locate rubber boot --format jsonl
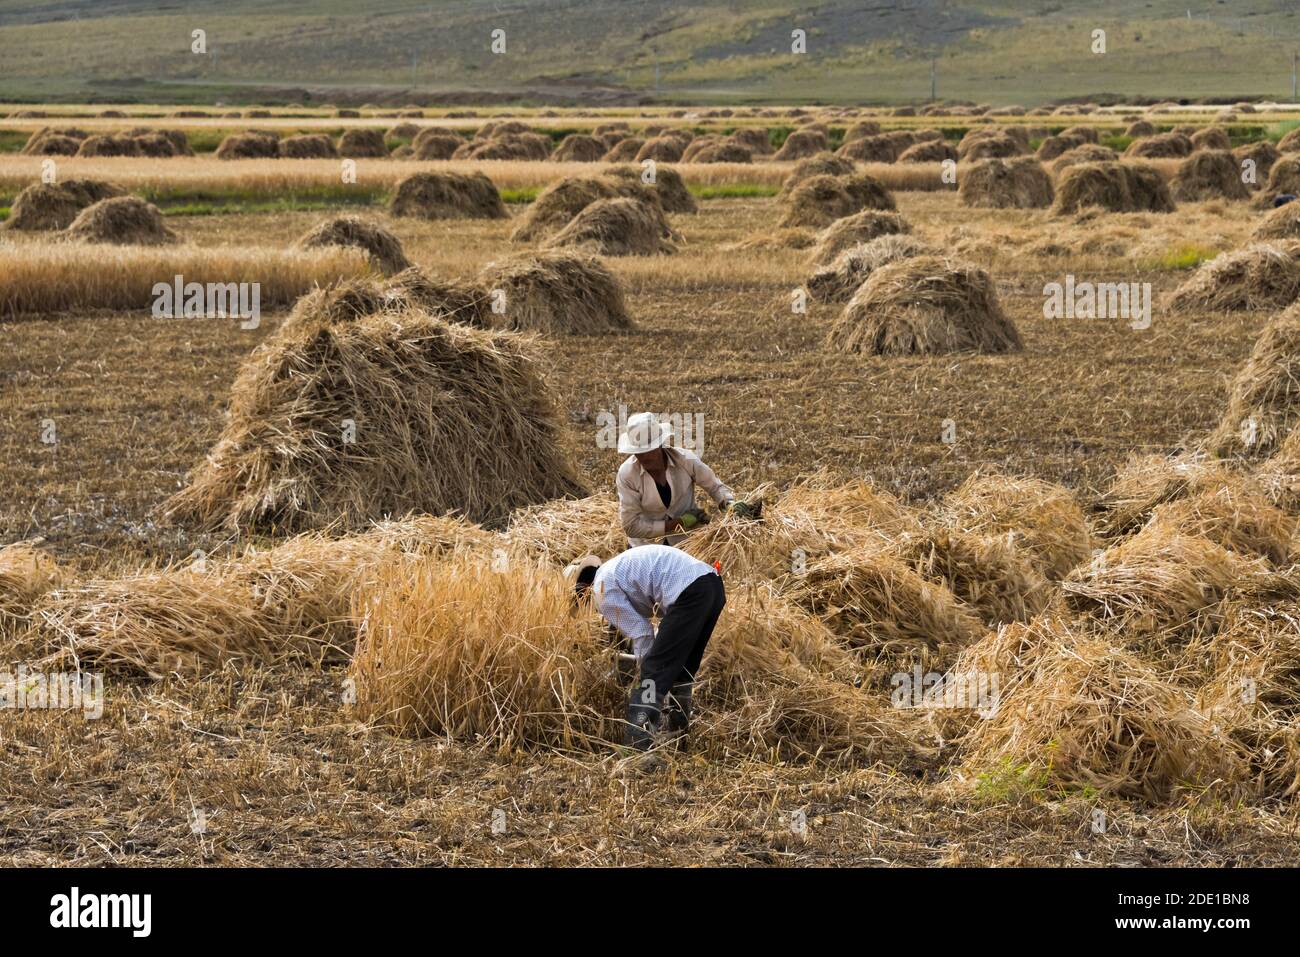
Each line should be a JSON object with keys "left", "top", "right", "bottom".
{"left": 661, "top": 682, "right": 693, "bottom": 739}
{"left": 623, "top": 700, "right": 661, "bottom": 752}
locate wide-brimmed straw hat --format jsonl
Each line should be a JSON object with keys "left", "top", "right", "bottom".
{"left": 563, "top": 554, "right": 603, "bottom": 584}
{"left": 617, "top": 412, "right": 673, "bottom": 455}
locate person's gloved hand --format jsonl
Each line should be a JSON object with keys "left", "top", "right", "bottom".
{"left": 678, "top": 507, "right": 707, "bottom": 530}
{"left": 728, "top": 500, "right": 760, "bottom": 520}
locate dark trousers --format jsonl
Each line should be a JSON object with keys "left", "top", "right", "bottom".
{"left": 636, "top": 572, "right": 726, "bottom": 708}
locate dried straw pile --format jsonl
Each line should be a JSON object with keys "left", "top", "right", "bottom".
{"left": 278, "top": 134, "right": 338, "bottom": 158}
{"left": 1168, "top": 242, "right": 1300, "bottom": 312}
{"left": 603, "top": 165, "right": 698, "bottom": 214}
{"left": 778, "top": 154, "right": 856, "bottom": 196}
{"left": 897, "top": 139, "right": 956, "bottom": 163}
{"left": 957, "top": 158, "right": 1054, "bottom": 209}
{"left": 0, "top": 542, "right": 65, "bottom": 640}
{"left": 215, "top": 131, "right": 280, "bottom": 159}
{"left": 544, "top": 197, "right": 678, "bottom": 256}
{"left": 294, "top": 216, "right": 411, "bottom": 277}
{"left": 1052, "top": 161, "right": 1176, "bottom": 215}
{"left": 503, "top": 495, "right": 625, "bottom": 566}
{"left": 552, "top": 134, "right": 605, "bottom": 162}
{"left": 1170, "top": 150, "right": 1251, "bottom": 202}
{"left": 1254, "top": 201, "right": 1300, "bottom": 239}
{"left": 1096, "top": 453, "right": 1240, "bottom": 535}
{"left": 1124, "top": 132, "right": 1193, "bottom": 159}
{"left": 476, "top": 251, "right": 633, "bottom": 334}
{"left": 164, "top": 304, "right": 584, "bottom": 532}
{"left": 936, "top": 474, "right": 1094, "bottom": 580}
{"left": 779, "top": 173, "right": 896, "bottom": 229}
{"left": 1062, "top": 527, "right": 1257, "bottom": 636}
{"left": 808, "top": 210, "right": 912, "bottom": 266}
{"left": 773, "top": 129, "right": 829, "bottom": 160}
{"left": 348, "top": 556, "right": 621, "bottom": 751}
{"left": 1051, "top": 144, "right": 1118, "bottom": 173}
{"left": 383, "top": 267, "right": 491, "bottom": 327}
{"left": 805, "top": 235, "right": 932, "bottom": 302}
{"left": 509, "top": 176, "right": 623, "bottom": 243}
{"left": 337, "top": 128, "right": 388, "bottom": 157}
{"left": 1206, "top": 303, "right": 1300, "bottom": 457}
{"left": 958, "top": 629, "right": 1248, "bottom": 801}
{"left": 1144, "top": 480, "right": 1295, "bottom": 565}
{"left": 2, "top": 179, "right": 124, "bottom": 232}
{"left": 786, "top": 544, "right": 984, "bottom": 668}
{"left": 825, "top": 256, "right": 1022, "bottom": 356}
{"left": 388, "top": 171, "right": 507, "bottom": 220}
{"left": 64, "top": 196, "right": 177, "bottom": 246}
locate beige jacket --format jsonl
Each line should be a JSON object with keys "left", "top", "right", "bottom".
{"left": 617, "top": 447, "right": 734, "bottom": 547}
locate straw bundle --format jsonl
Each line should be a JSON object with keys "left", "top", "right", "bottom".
{"left": 602, "top": 165, "right": 698, "bottom": 214}
{"left": 1052, "top": 161, "right": 1176, "bottom": 215}
{"left": 936, "top": 474, "right": 1093, "bottom": 580}
{"left": 826, "top": 256, "right": 1022, "bottom": 357}
{"left": 787, "top": 544, "right": 985, "bottom": 668}
{"left": 779, "top": 173, "right": 895, "bottom": 229}
{"left": 897, "top": 528, "right": 1055, "bottom": 626}
{"left": 778, "top": 154, "right": 857, "bottom": 197}
{"left": 773, "top": 129, "right": 829, "bottom": 161}
{"left": 348, "top": 556, "right": 621, "bottom": 750}
{"left": 164, "top": 307, "right": 584, "bottom": 532}
{"left": 0, "top": 542, "right": 66, "bottom": 639}
{"left": 3, "top": 179, "right": 125, "bottom": 232}
{"left": 1254, "top": 428, "right": 1300, "bottom": 514}
{"left": 551, "top": 134, "right": 605, "bottom": 162}
{"left": 1207, "top": 303, "right": 1300, "bottom": 458}
{"left": 1170, "top": 150, "right": 1251, "bottom": 202}
{"left": 64, "top": 196, "right": 176, "bottom": 246}
{"left": 509, "top": 176, "right": 622, "bottom": 243}
{"left": 1254, "top": 201, "right": 1300, "bottom": 239}
{"left": 388, "top": 171, "right": 507, "bottom": 220}
{"left": 476, "top": 250, "right": 633, "bottom": 334}
{"left": 294, "top": 216, "right": 411, "bottom": 277}
{"left": 503, "top": 495, "right": 625, "bottom": 566}
{"left": 959, "top": 632, "right": 1249, "bottom": 801}
{"left": 778, "top": 472, "right": 924, "bottom": 547}
{"left": 806, "top": 235, "right": 933, "bottom": 303}
{"left": 1145, "top": 480, "right": 1295, "bottom": 565}
{"left": 1169, "top": 242, "right": 1300, "bottom": 312}
{"left": 957, "top": 158, "right": 1054, "bottom": 209}
{"left": 544, "top": 197, "right": 678, "bottom": 256}
{"left": 808, "top": 210, "right": 912, "bottom": 266}
{"left": 1062, "top": 527, "right": 1257, "bottom": 636}
{"left": 383, "top": 266, "right": 492, "bottom": 327}
{"left": 1124, "top": 132, "right": 1193, "bottom": 159}
{"left": 1096, "top": 452, "right": 1240, "bottom": 535}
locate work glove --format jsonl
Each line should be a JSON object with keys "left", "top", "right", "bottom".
{"left": 727, "top": 500, "right": 761, "bottom": 520}
{"left": 678, "top": 507, "right": 707, "bottom": 530}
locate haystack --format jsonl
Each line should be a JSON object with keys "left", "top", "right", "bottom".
{"left": 326, "top": 128, "right": 382, "bottom": 158}
{"left": 1125, "top": 119, "right": 1157, "bottom": 138}
{"left": 279, "top": 134, "right": 339, "bottom": 158}
{"left": 1264, "top": 157, "right": 1300, "bottom": 196}
{"left": 1062, "top": 527, "right": 1257, "bottom": 636}
{"left": 728, "top": 127, "right": 773, "bottom": 155}
{"left": 408, "top": 134, "right": 460, "bottom": 160}
{"left": 1124, "top": 132, "right": 1193, "bottom": 159}
{"left": 808, "top": 209, "right": 911, "bottom": 265}
{"left": 773, "top": 129, "right": 829, "bottom": 161}
{"left": 836, "top": 134, "right": 899, "bottom": 163}
{"left": 779, "top": 173, "right": 895, "bottom": 229}
{"left": 687, "top": 142, "right": 752, "bottom": 163}
{"left": 1035, "top": 133, "right": 1087, "bottom": 161}
{"left": 805, "top": 235, "right": 932, "bottom": 302}
{"left": 958, "top": 157, "right": 1053, "bottom": 209}
{"left": 1050, "top": 144, "right": 1116, "bottom": 173}
{"left": 2, "top": 179, "right": 123, "bottom": 231}
{"left": 897, "top": 139, "right": 957, "bottom": 163}
{"left": 937, "top": 474, "right": 1093, "bottom": 580}
{"left": 382, "top": 267, "right": 491, "bottom": 327}
{"left": 388, "top": 171, "right": 507, "bottom": 220}
{"left": 635, "top": 136, "right": 686, "bottom": 163}
{"left": 1052, "top": 161, "right": 1176, "bottom": 214}
{"left": 958, "top": 630, "right": 1248, "bottom": 801}
{"left": 1253, "top": 200, "right": 1300, "bottom": 239}
{"left": 75, "top": 134, "right": 140, "bottom": 157}
{"left": 215, "top": 131, "right": 280, "bottom": 159}
{"left": 842, "top": 121, "right": 883, "bottom": 143}
{"left": 510, "top": 176, "right": 620, "bottom": 243}
{"left": 544, "top": 197, "right": 677, "bottom": 256}
{"left": 786, "top": 545, "right": 984, "bottom": 669}
{"left": 956, "top": 132, "right": 1024, "bottom": 161}
{"left": 1206, "top": 302, "right": 1300, "bottom": 458}
{"left": 1190, "top": 127, "right": 1231, "bottom": 152}
{"left": 602, "top": 138, "right": 644, "bottom": 162}
{"left": 20, "top": 130, "right": 81, "bottom": 155}
{"left": 64, "top": 196, "right": 177, "bottom": 246}
{"left": 1168, "top": 242, "right": 1300, "bottom": 312}
{"left": 163, "top": 307, "right": 584, "bottom": 532}
{"left": 476, "top": 251, "right": 633, "bottom": 333}
{"left": 778, "top": 153, "right": 857, "bottom": 196}
{"left": 1280, "top": 128, "right": 1300, "bottom": 153}
{"left": 294, "top": 216, "right": 411, "bottom": 277}
{"left": 825, "top": 256, "right": 1022, "bottom": 357}
{"left": 1170, "top": 149, "right": 1250, "bottom": 202}
{"left": 552, "top": 134, "right": 605, "bottom": 162}
{"left": 459, "top": 134, "right": 552, "bottom": 161}
{"left": 603, "top": 164, "right": 697, "bottom": 213}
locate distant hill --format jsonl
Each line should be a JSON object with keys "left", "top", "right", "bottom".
{"left": 1, "top": 0, "right": 1299, "bottom": 105}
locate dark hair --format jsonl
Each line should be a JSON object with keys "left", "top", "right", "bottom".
{"left": 575, "top": 564, "right": 598, "bottom": 589}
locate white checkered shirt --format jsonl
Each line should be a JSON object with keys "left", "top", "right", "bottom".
{"left": 592, "top": 544, "right": 717, "bottom": 658}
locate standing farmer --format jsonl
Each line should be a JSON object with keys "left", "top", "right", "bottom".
{"left": 568, "top": 545, "right": 726, "bottom": 751}
{"left": 616, "top": 411, "right": 739, "bottom": 547}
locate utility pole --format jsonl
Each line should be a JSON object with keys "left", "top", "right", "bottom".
{"left": 1293, "top": 51, "right": 1297, "bottom": 102}
{"left": 930, "top": 58, "right": 936, "bottom": 102}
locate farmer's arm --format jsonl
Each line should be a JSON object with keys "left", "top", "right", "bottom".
{"left": 681, "top": 450, "right": 734, "bottom": 507}
{"left": 618, "top": 466, "right": 674, "bottom": 538}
